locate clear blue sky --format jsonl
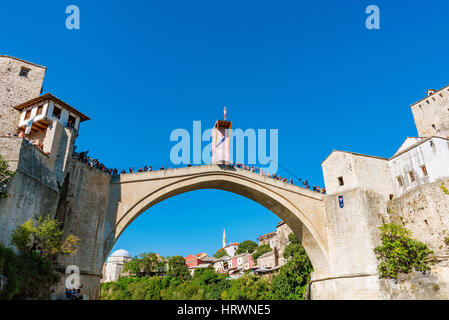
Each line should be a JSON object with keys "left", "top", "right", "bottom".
{"left": 2, "top": 1, "right": 449, "bottom": 258}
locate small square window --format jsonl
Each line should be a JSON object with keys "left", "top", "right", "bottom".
{"left": 421, "top": 165, "right": 428, "bottom": 176}
{"left": 19, "top": 67, "right": 30, "bottom": 77}
{"left": 36, "top": 105, "right": 44, "bottom": 116}
{"left": 408, "top": 171, "right": 415, "bottom": 182}
{"left": 389, "top": 194, "right": 394, "bottom": 201}
{"left": 337, "top": 176, "right": 344, "bottom": 186}
{"left": 68, "top": 115, "right": 76, "bottom": 128}
{"left": 52, "top": 106, "right": 61, "bottom": 119}
{"left": 24, "top": 109, "right": 32, "bottom": 120}
{"left": 396, "top": 176, "right": 403, "bottom": 187}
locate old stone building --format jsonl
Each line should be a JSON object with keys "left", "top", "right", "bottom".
{"left": 316, "top": 84, "right": 449, "bottom": 299}
{"left": 257, "top": 220, "right": 294, "bottom": 269}
{"left": 101, "top": 249, "right": 132, "bottom": 283}
{"left": 411, "top": 86, "right": 449, "bottom": 138}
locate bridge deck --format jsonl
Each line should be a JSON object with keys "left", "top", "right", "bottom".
{"left": 110, "top": 164, "right": 325, "bottom": 201}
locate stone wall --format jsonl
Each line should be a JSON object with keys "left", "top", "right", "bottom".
{"left": 387, "top": 178, "right": 449, "bottom": 261}
{"left": 383, "top": 178, "right": 449, "bottom": 299}
{"left": 310, "top": 188, "right": 388, "bottom": 299}
{"left": 56, "top": 159, "right": 111, "bottom": 300}
{"left": 0, "top": 136, "right": 59, "bottom": 247}
{"left": 0, "top": 56, "right": 46, "bottom": 136}
{"left": 0, "top": 133, "right": 111, "bottom": 300}
{"left": 411, "top": 86, "right": 449, "bottom": 139}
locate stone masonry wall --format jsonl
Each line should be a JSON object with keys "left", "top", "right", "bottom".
{"left": 382, "top": 178, "right": 449, "bottom": 299}
{"left": 0, "top": 56, "right": 46, "bottom": 136}
{"left": 0, "top": 137, "right": 59, "bottom": 247}
{"left": 56, "top": 159, "right": 111, "bottom": 300}
{"left": 0, "top": 134, "right": 111, "bottom": 299}
{"left": 411, "top": 86, "right": 449, "bottom": 139}
{"left": 311, "top": 188, "right": 388, "bottom": 299}
{"left": 387, "top": 178, "right": 449, "bottom": 259}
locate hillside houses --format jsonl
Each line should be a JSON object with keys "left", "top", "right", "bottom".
{"left": 184, "top": 221, "right": 294, "bottom": 277}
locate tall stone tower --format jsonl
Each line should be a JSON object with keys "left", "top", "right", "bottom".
{"left": 212, "top": 107, "right": 232, "bottom": 164}
{"left": 410, "top": 86, "right": 449, "bottom": 138}
{"left": 222, "top": 228, "right": 227, "bottom": 248}
{"left": 0, "top": 55, "right": 46, "bottom": 136}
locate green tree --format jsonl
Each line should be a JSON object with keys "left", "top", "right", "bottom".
{"left": 252, "top": 244, "right": 272, "bottom": 261}
{"left": 0, "top": 154, "right": 14, "bottom": 199}
{"left": 124, "top": 252, "right": 167, "bottom": 277}
{"left": 10, "top": 220, "right": 37, "bottom": 254}
{"left": 235, "top": 240, "right": 258, "bottom": 255}
{"left": 168, "top": 256, "right": 190, "bottom": 280}
{"left": 123, "top": 257, "right": 142, "bottom": 276}
{"left": 222, "top": 275, "right": 270, "bottom": 300}
{"left": 32, "top": 215, "right": 79, "bottom": 260}
{"left": 192, "top": 266, "right": 229, "bottom": 300}
{"left": 139, "top": 252, "right": 161, "bottom": 276}
{"left": 268, "top": 233, "right": 313, "bottom": 300}
{"left": 374, "top": 223, "right": 433, "bottom": 279}
{"left": 1, "top": 216, "right": 80, "bottom": 299}
{"left": 213, "top": 248, "right": 227, "bottom": 258}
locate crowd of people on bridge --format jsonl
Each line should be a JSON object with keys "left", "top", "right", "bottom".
{"left": 72, "top": 150, "right": 326, "bottom": 194}
{"left": 74, "top": 150, "right": 170, "bottom": 176}
{"left": 74, "top": 150, "right": 114, "bottom": 174}
{"left": 235, "top": 163, "right": 326, "bottom": 194}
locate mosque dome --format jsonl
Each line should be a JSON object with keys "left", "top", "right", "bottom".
{"left": 110, "top": 249, "right": 131, "bottom": 258}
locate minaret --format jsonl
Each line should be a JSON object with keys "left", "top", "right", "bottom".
{"left": 222, "top": 228, "right": 227, "bottom": 248}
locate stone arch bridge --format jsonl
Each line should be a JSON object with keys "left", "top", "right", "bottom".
{"left": 74, "top": 163, "right": 383, "bottom": 300}
{"left": 0, "top": 136, "right": 386, "bottom": 299}
{"left": 103, "top": 164, "right": 330, "bottom": 278}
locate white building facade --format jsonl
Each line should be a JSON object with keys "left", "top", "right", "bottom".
{"left": 322, "top": 85, "right": 449, "bottom": 200}
{"left": 101, "top": 249, "right": 132, "bottom": 283}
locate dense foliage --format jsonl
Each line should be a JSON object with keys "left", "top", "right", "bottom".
{"left": 374, "top": 223, "right": 433, "bottom": 279}
{"left": 101, "top": 266, "right": 230, "bottom": 300}
{"left": 235, "top": 240, "right": 258, "bottom": 255}
{"left": 101, "top": 233, "right": 313, "bottom": 300}
{"left": 123, "top": 252, "right": 166, "bottom": 277}
{"left": 213, "top": 248, "right": 227, "bottom": 258}
{"left": 268, "top": 233, "right": 313, "bottom": 299}
{"left": 0, "top": 216, "right": 79, "bottom": 299}
{"left": 0, "top": 244, "right": 60, "bottom": 300}
{"left": 0, "top": 154, "right": 14, "bottom": 199}
{"left": 168, "top": 256, "right": 191, "bottom": 280}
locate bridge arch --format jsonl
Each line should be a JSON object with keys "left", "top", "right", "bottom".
{"left": 103, "top": 165, "right": 331, "bottom": 278}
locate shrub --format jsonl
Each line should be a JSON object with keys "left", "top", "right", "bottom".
{"left": 0, "top": 216, "right": 79, "bottom": 299}
{"left": 267, "top": 234, "right": 312, "bottom": 300}
{"left": 235, "top": 240, "right": 258, "bottom": 255}
{"left": 213, "top": 248, "right": 227, "bottom": 258}
{"left": 0, "top": 154, "right": 14, "bottom": 199}
{"left": 374, "top": 223, "right": 433, "bottom": 279}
